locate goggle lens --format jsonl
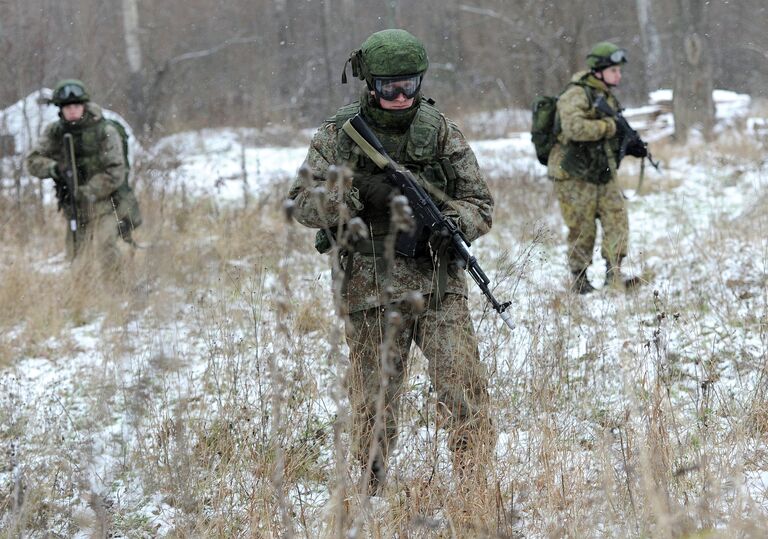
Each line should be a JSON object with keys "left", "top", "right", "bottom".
{"left": 374, "top": 75, "right": 422, "bottom": 101}
{"left": 56, "top": 84, "right": 85, "bottom": 101}
{"left": 609, "top": 49, "right": 627, "bottom": 63}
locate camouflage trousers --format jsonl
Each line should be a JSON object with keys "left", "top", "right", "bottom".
{"left": 553, "top": 178, "right": 629, "bottom": 273}
{"left": 345, "top": 293, "right": 494, "bottom": 480}
{"left": 65, "top": 211, "right": 122, "bottom": 279}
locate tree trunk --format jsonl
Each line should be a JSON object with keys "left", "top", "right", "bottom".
{"left": 673, "top": 0, "right": 714, "bottom": 143}
{"left": 635, "top": 0, "right": 660, "bottom": 93}
{"left": 122, "top": 0, "right": 146, "bottom": 135}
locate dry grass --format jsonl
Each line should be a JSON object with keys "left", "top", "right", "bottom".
{"left": 0, "top": 134, "right": 767, "bottom": 538}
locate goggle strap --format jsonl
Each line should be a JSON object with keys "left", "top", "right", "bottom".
{"left": 341, "top": 58, "right": 350, "bottom": 84}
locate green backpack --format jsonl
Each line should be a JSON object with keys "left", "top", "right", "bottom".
{"left": 104, "top": 118, "right": 143, "bottom": 242}
{"left": 531, "top": 95, "right": 559, "bottom": 165}
{"left": 531, "top": 82, "right": 593, "bottom": 166}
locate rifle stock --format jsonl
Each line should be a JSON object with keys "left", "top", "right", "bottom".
{"left": 342, "top": 114, "right": 515, "bottom": 330}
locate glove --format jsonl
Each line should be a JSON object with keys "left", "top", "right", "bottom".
{"left": 49, "top": 163, "right": 62, "bottom": 181}
{"left": 428, "top": 226, "right": 453, "bottom": 256}
{"left": 353, "top": 173, "right": 396, "bottom": 208}
{"left": 626, "top": 138, "right": 648, "bottom": 158}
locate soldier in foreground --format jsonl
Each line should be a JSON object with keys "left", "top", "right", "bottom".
{"left": 26, "top": 80, "right": 138, "bottom": 280}
{"left": 287, "top": 29, "right": 496, "bottom": 493}
{"left": 547, "top": 42, "right": 646, "bottom": 293}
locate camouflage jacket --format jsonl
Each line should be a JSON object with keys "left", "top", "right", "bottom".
{"left": 548, "top": 71, "right": 619, "bottom": 183}
{"left": 26, "top": 102, "right": 127, "bottom": 221}
{"left": 288, "top": 99, "right": 494, "bottom": 314}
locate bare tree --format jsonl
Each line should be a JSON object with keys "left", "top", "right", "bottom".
{"left": 636, "top": 0, "right": 662, "bottom": 91}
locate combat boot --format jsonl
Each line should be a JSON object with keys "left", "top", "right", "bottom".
{"left": 572, "top": 269, "right": 596, "bottom": 294}
{"left": 606, "top": 261, "right": 642, "bottom": 290}
{"left": 364, "top": 458, "right": 386, "bottom": 496}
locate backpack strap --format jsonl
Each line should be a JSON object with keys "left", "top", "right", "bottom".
{"left": 333, "top": 101, "right": 362, "bottom": 163}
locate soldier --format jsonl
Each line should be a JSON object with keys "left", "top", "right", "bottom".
{"left": 287, "top": 29, "right": 495, "bottom": 493}
{"left": 548, "top": 42, "right": 645, "bottom": 293}
{"left": 26, "top": 80, "right": 127, "bottom": 279}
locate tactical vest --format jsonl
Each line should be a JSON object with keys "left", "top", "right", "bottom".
{"left": 53, "top": 119, "right": 107, "bottom": 183}
{"left": 333, "top": 99, "right": 457, "bottom": 199}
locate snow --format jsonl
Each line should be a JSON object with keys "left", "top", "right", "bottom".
{"left": 1, "top": 88, "right": 767, "bottom": 535}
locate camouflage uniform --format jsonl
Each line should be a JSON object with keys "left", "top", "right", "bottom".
{"left": 27, "top": 100, "right": 126, "bottom": 275}
{"left": 288, "top": 30, "right": 495, "bottom": 488}
{"left": 548, "top": 70, "right": 630, "bottom": 288}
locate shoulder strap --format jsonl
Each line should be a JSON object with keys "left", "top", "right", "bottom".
{"left": 334, "top": 101, "right": 361, "bottom": 130}
{"left": 567, "top": 79, "right": 595, "bottom": 108}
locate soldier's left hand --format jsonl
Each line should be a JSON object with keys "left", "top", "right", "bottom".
{"left": 428, "top": 227, "right": 453, "bottom": 256}
{"left": 76, "top": 186, "right": 97, "bottom": 204}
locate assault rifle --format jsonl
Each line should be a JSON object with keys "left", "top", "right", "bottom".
{"left": 594, "top": 95, "right": 660, "bottom": 193}
{"left": 62, "top": 133, "right": 81, "bottom": 237}
{"left": 342, "top": 114, "right": 515, "bottom": 330}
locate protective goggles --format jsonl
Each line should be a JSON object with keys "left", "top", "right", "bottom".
{"left": 608, "top": 49, "right": 628, "bottom": 64}
{"left": 590, "top": 48, "right": 628, "bottom": 67}
{"left": 54, "top": 84, "right": 86, "bottom": 102}
{"left": 373, "top": 75, "right": 422, "bottom": 101}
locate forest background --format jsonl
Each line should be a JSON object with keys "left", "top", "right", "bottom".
{"left": 2, "top": 0, "right": 767, "bottom": 139}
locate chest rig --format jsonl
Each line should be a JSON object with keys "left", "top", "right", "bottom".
{"left": 334, "top": 99, "right": 457, "bottom": 202}
{"left": 52, "top": 117, "right": 106, "bottom": 183}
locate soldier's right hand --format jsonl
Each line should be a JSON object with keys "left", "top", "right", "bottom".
{"left": 49, "top": 163, "right": 62, "bottom": 181}
{"left": 353, "top": 173, "right": 397, "bottom": 208}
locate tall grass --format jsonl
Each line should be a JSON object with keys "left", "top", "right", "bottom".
{"left": 0, "top": 133, "right": 766, "bottom": 538}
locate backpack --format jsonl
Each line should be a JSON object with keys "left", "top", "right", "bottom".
{"left": 104, "top": 118, "right": 143, "bottom": 241}
{"left": 531, "top": 95, "right": 559, "bottom": 165}
{"left": 531, "top": 82, "right": 594, "bottom": 166}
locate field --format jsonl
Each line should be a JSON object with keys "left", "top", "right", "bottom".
{"left": 0, "top": 95, "right": 767, "bottom": 538}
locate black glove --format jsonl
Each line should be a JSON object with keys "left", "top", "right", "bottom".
{"left": 626, "top": 138, "right": 648, "bottom": 158}
{"left": 354, "top": 173, "right": 396, "bottom": 208}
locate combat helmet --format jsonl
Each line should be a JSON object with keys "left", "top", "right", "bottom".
{"left": 342, "top": 29, "right": 429, "bottom": 99}
{"left": 586, "top": 42, "right": 627, "bottom": 71}
{"left": 51, "top": 79, "right": 90, "bottom": 106}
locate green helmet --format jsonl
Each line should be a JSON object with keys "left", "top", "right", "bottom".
{"left": 344, "top": 29, "right": 429, "bottom": 86}
{"left": 51, "top": 79, "right": 90, "bottom": 106}
{"left": 586, "top": 42, "right": 627, "bottom": 71}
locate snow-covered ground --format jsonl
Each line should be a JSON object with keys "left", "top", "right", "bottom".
{"left": 1, "top": 89, "right": 766, "bottom": 536}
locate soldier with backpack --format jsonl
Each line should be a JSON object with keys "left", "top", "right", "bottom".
{"left": 26, "top": 79, "right": 141, "bottom": 279}
{"left": 536, "top": 42, "right": 645, "bottom": 293}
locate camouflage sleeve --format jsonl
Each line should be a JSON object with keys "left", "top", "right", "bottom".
{"left": 558, "top": 86, "right": 616, "bottom": 142}
{"left": 79, "top": 122, "right": 127, "bottom": 201}
{"left": 440, "top": 118, "right": 493, "bottom": 243}
{"left": 287, "top": 121, "right": 362, "bottom": 229}
{"left": 25, "top": 123, "right": 61, "bottom": 179}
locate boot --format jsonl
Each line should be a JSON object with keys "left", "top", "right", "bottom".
{"left": 365, "top": 458, "right": 386, "bottom": 496}
{"left": 606, "top": 260, "right": 642, "bottom": 290}
{"left": 572, "top": 269, "right": 596, "bottom": 294}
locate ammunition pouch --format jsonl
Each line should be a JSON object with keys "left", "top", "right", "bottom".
{"left": 561, "top": 140, "right": 613, "bottom": 185}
